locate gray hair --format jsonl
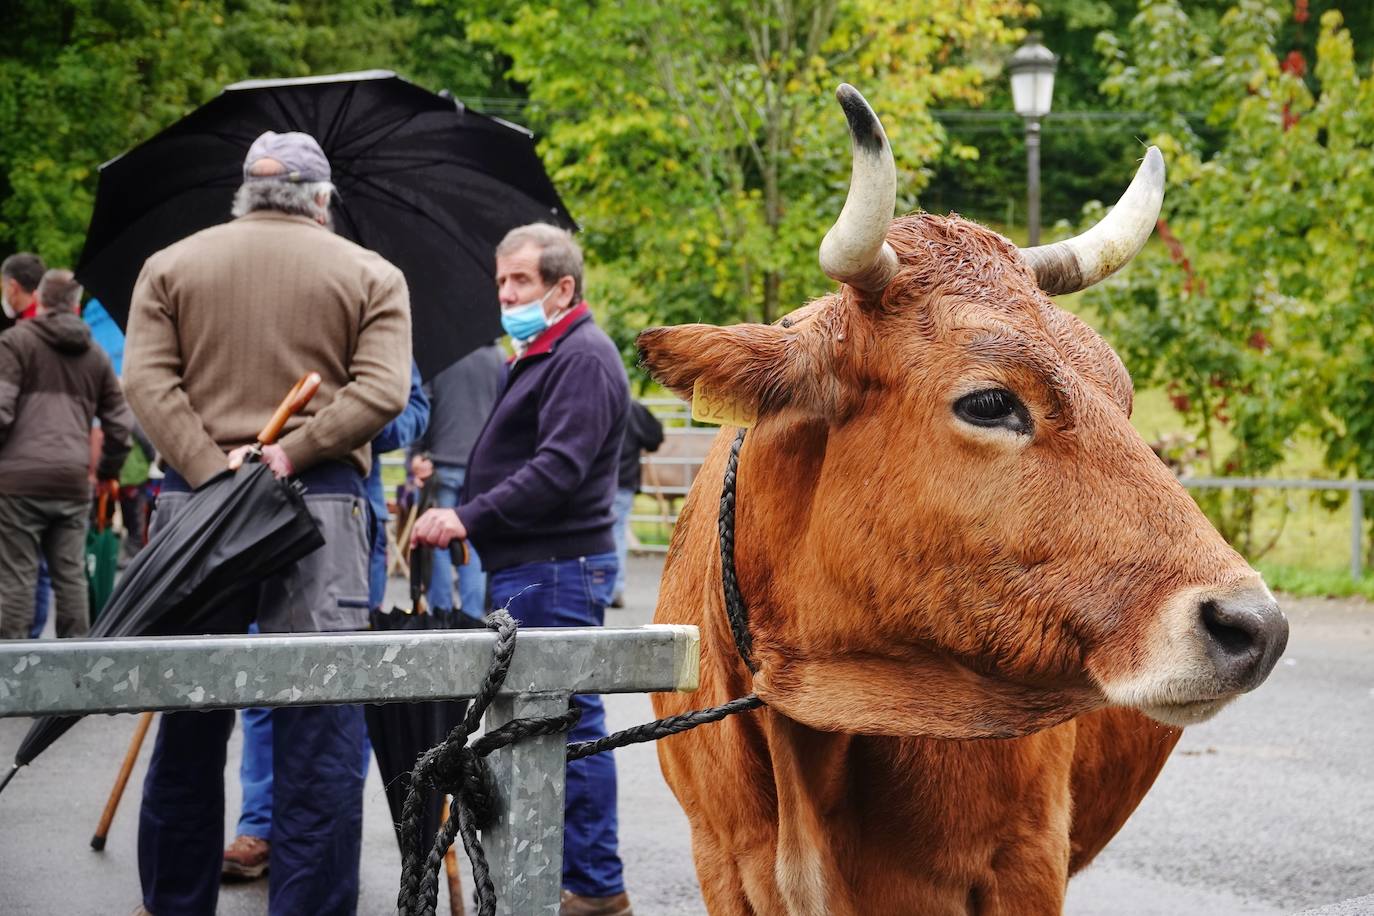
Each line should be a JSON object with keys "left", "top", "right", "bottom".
{"left": 37, "top": 269, "right": 82, "bottom": 313}
{"left": 496, "top": 223, "right": 584, "bottom": 301}
{"left": 230, "top": 179, "right": 335, "bottom": 222}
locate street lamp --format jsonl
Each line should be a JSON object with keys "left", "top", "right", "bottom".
{"left": 1009, "top": 35, "right": 1057, "bottom": 246}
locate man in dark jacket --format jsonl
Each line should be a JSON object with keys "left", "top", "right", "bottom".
{"left": 0, "top": 269, "right": 132, "bottom": 639}
{"left": 413, "top": 340, "right": 504, "bottom": 617}
{"left": 412, "top": 223, "right": 633, "bottom": 916}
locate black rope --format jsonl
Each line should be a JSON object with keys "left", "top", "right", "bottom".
{"left": 567, "top": 694, "right": 764, "bottom": 761}
{"left": 397, "top": 426, "right": 764, "bottom": 915}
{"left": 719, "top": 428, "right": 757, "bottom": 672}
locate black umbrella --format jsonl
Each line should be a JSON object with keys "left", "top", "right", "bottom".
{"left": 76, "top": 69, "right": 576, "bottom": 379}
{"left": 0, "top": 378, "right": 326, "bottom": 796}
{"left": 367, "top": 544, "right": 481, "bottom": 850}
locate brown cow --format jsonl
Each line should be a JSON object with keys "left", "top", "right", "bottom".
{"left": 639, "top": 86, "right": 1287, "bottom": 915}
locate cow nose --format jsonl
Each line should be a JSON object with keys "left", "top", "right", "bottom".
{"left": 1197, "top": 589, "right": 1288, "bottom": 693}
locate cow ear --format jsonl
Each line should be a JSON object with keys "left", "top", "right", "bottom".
{"left": 636, "top": 320, "right": 835, "bottom": 417}
{"left": 752, "top": 645, "right": 1102, "bottom": 739}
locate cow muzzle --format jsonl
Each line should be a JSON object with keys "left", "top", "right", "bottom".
{"left": 1100, "top": 580, "right": 1289, "bottom": 727}
{"left": 1196, "top": 589, "right": 1288, "bottom": 695}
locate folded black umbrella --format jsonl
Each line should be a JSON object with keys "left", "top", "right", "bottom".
{"left": 367, "top": 549, "right": 482, "bottom": 849}
{"left": 76, "top": 69, "right": 576, "bottom": 380}
{"left": 0, "top": 378, "right": 326, "bottom": 796}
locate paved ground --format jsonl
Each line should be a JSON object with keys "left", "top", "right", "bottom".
{"left": 1, "top": 555, "right": 1372, "bottom": 914}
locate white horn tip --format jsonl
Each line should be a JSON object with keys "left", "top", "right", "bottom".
{"left": 1140, "top": 145, "right": 1165, "bottom": 189}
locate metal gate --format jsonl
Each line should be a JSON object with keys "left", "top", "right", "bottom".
{"left": 0, "top": 624, "right": 699, "bottom": 914}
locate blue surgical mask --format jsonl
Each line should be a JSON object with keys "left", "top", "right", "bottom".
{"left": 500, "top": 288, "right": 554, "bottom": 342}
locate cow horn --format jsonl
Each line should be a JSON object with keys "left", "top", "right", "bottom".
{"left": 1019, "top": 146, "right": 1165, "bottom": 296}
{"left": 818, "top": 84, "right": 899, "bottom": 294}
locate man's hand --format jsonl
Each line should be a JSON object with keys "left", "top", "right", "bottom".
{"left": 226, "top": 445, "right": 255, "bottom": 471}
{"left": 226, "top": 443, "right": 295, "bottom": 479}
{"left": 410, "top": 452, "right": 434, "bottom": 483}
{"left": 411, "top": 507, "right": 466, "bottom": 548}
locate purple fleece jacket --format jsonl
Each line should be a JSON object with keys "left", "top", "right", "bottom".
{"left": 456, "top": 305, "right": 628, "bottom": 572}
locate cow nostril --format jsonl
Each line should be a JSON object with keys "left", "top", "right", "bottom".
{"left": 1196, "top": 592, "right": 1288, "bottom": 693}
{"left": 1200, "top": 599, "right": 1255, "bottom": 657}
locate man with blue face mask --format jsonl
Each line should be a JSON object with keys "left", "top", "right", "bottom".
{"left": 411, "top": 222, "right": 633, "bottom": 916}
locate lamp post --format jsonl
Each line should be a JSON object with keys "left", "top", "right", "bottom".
{"left": 1009, "top": 36, "right": 1057, "bottom": 246}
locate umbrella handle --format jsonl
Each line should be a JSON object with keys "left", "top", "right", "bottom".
{"left": 257, "top": 372, "right": 323, "bottom": 447}
{"left": 95, "top": 482, "right": 117, "bottom": 533}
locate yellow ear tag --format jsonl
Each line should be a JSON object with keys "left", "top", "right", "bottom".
{"left": 691, "top": 378, "right": 758, "bottom": 428}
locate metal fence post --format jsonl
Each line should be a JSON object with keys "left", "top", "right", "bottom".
{"left": 484, "top": 691, "right": 572, "bottom": 915}
{"left": 1352, "top": 488, "right": 1364, "bottom": 581}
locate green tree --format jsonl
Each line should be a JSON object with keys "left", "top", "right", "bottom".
{"left": 1084, "top": 1, "right": 1374, "bottom": 554}
{"left": 0, "top": 1, "right": 509, "bottom": 267}
{"left": 460, "top": 0, "right": 1029, "bottom": 357}
{"left": 927, "top": 0, "right": 1374, "bottom": 234}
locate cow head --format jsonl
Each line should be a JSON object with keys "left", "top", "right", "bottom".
{"left": 638, "top": 85, "right": 1287, "bottom": 740}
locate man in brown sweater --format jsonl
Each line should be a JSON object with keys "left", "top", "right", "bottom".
{"left": 123, "top": 130, "right": 410, "bottom": 916}
{"left": 0, "top": 269, "right": 131, "bottom": 639}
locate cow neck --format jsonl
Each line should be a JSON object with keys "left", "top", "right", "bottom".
{"left": 718, "top": 427, "right": 758, "bottom": 673}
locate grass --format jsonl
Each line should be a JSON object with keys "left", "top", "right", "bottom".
{"left": 1254, "top": 563, "right": 1374, "bottom": 601}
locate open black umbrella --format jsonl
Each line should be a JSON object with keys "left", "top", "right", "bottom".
{"left": 76, "top": 70, "right": 576, "bottom": 379}
{"left": 0, "top": 378, "right": 326, "bottom": 796}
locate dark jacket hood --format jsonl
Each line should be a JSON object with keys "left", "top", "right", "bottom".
{"left": 29, "top": 311, "right": 92, "bottom": 355}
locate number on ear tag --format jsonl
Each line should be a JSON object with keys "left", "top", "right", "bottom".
{"left": 691, "top": 379, "right": 758, "bottom": 428}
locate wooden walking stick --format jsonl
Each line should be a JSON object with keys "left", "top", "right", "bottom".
{"left": 90, "top": 711, "right": 154, "bottom": 850}
{"left": 442, "top": 795, "right": 466, "bottom": 916}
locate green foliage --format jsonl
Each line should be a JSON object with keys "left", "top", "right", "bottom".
{"left": 460, "top": 0, "right": 1031, "bottom": 360}
{"left": 1255, "top": 562, "right": 1374, "bottom": 601}
{"left": 0, "top": 1, "right": 509, "bottom": 267}
{"left": 1085, "top": 2, "right": 1374, "bottom": 553}
{"left": 928, "top": 0, "right": 1374, "bottom": 243}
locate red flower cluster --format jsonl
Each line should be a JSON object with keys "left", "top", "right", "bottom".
{"left": 1156, "top": 218, "right": 1203, "bottom": 295}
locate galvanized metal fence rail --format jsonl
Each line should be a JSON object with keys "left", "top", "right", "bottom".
{"left": 0, "top": 625, "right": 699, "bottom": 915}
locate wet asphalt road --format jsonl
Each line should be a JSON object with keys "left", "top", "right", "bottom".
{"left": 1, "top": 555, "right": 1371, "bottom": 914}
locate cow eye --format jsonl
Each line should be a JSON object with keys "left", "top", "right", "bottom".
{"left": 954, "top": 388, "right": 1030, "bottom": 434}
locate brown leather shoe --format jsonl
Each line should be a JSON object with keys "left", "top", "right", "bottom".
{"left": 560, "top": 889, "right": 634, "bottom": 916}
{"left": 221, "top": 834, "right": 270, "bottom": 880}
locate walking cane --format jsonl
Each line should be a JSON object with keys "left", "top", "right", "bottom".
{"left": 90, "top": 711, "right": 154, "bottom": 850}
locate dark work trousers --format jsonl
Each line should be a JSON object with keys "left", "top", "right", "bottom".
{"left": 137, "top": 475, "right": 371, "bottom": 915}
{"left": 487, "top": 552, "right": 625, "bottom": 898}
{"left": 137, "top": 706, "right": 366, "bottom": 915}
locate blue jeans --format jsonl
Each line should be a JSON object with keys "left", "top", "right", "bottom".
{"left": 27, "top": 559, "right": 51, "bottom": 638}
{"left": 488, "top": 553, "right": 624, "bottom": 898}
{"left": 428, "top": 463, "right": 486, "bottom": 617}
{"left": 611, "top": 488, "right": 635, "bottom": 597}
{"left": 238, "top": 625, "right": 273, "bottom": 839}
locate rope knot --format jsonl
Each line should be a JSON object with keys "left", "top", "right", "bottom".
{"left": 413, "top": 741, "right": 502, "bottom": 830}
